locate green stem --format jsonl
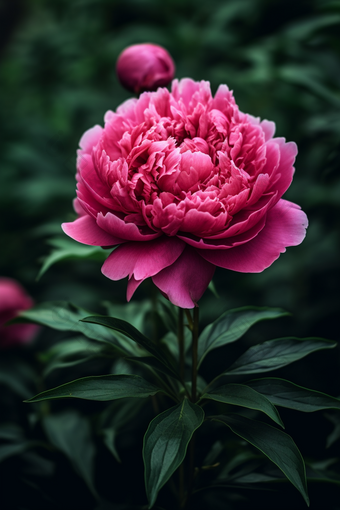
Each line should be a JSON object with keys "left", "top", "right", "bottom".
{"left": 185, "top": 309, "right": 194, "bottom": 331}
{"left": 183, "top": 307, "right": 200, "bottom": 509}
{"left": 191, "top": 307, "right": 199, "bottom": 403}
{"left": 178, "top": 308, "right": 185, "bottom": 381}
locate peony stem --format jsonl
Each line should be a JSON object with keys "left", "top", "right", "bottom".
{"left": 178, "top": 308, "right": 185, "bottom": 381}
{"left": 191, "top": 307, "right": 199, "bottom": 403}
{"left": 186, "top": 308, "right": 199, "bottom": 507}
{"left": 185, "top": 309, "right": 194, "bottom": 331}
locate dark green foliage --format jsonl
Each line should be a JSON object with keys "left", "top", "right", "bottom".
{"left": 1, "top": 0, "right": 340, "bottom": 509}
{"left": 143, "top": 400, "right": 204, "bottom": 507}
{"left": 25, "top": 374, "right": 163, "bottom": 402}
{"left": 17, "top": 301, "right": 340, "bottom": 508}
{"left": 210, "top": 414, "right": 310, "bottom": 506}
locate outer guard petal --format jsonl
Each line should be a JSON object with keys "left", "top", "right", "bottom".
{"left": 101, "top": 236, "right": 185, "bottom": 281}
{"left": 79, "top": 125, "right": 103, "bottom": 153}
{"left": 152, "top": 246, "right": 215, "bottom": 309}
{"left": 62, "top": 216, "right": 123, "bottom": 246}
{"left": 199, "top": 200, "right": 308, "bottom": 273}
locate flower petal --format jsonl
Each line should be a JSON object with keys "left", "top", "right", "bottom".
{"left": 178, "top": 215, "right": 266, "bottom": 250}
{"left": 199, "top": 199, "right": 308, "bottom": 272}
{"left": 79, "top": 125, "right": 103, "bottom": 153}
{"left": 152, "top": 246, "right": 215, "bottom": 308}
{"left": 62, "top": 216, "right": 123, "bottom": 246}
{"left": 96, "top": 212, "right": 160, "bottom": 241}
{"left": 268, "top": 139, "right": 297, "bottom": 198}
{"left": 127, "top": 276, "right": 143, "bottom": 301}
{"left": 101, "top": 236, "right": 186, "bottom": 281}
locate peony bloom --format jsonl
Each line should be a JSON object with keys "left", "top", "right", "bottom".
{"left": 0, "top": 278, "right": 39, "bottom": 348}
{"left": 116, "top": 43, "right": 175, "bottom": 93}
{"left": 62, "top": 79, "right": 308, "bottom": 308}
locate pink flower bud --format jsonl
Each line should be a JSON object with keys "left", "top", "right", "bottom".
{"left": 116, "top": 43, "right": 175, "bottom": 93}
{"left": 0, "top": 278, "right": 39, "bottom": 348}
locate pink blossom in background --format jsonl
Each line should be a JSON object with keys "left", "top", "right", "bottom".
{"left": 62, "top": 78, "right": 308, "bottom": 308}
{"left": 116, "top": 43, "right": 175, "bottom": 93}
{"left": 0, "top": 278, "right": 39, "bottom": 348}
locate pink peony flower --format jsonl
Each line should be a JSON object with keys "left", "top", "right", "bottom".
{"left": 116, "top": 43, "right": 175, "bottom": 93}
{"left": 0, "top": 278, "right": 39, "bottom": 348}
{"left": 62, "top": 79, "right": 308, "bottom": 308}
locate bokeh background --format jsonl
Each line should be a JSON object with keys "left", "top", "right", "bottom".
{"left": 1, "top": 0, "right": 340, "bottom": 509}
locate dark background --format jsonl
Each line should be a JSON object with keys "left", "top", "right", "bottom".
{"left": 0, "top": 0, "right": 339, "bottom": 509}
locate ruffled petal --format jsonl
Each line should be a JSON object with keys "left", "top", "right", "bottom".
{"left": 96, "top": 212, "right": 160, "bottom": 241}
{"left": 101, "top": 236, "right": 185, "bottom": 281}
{"left": 268, "top": 139, "right": 297, "bottom": 199}
{"left": 62, "top": 216, "right": 123, "bottom": 246}
{"left": 178, "top": 215, "right": 266, "bottom": 250}
{"left": 199, "top": 199, "right": 308, "bottom": 272}
{"left": 79, "top": 125, "right": 103, "bottom": 153}
{"left": 152, "top": 246, "right": 215, "bottom": 308}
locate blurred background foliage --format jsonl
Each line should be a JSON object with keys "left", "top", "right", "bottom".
{"left": 0, "top": 0, "right": 340, "bottom": 508}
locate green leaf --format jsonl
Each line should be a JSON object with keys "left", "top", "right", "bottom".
{"left": 127, "top": 356, "right": 181, "bottom": 382}
{"left": 247, "top": 378, "right": 340, "bottom": 412}
{"left": 0, "top": 442, "right": 42, "bottom": 463}
{"left": 0, "top": 359, "right": 35, "bottom": 398}
{"left": 103, "top": 299, "right": 154, "bottom": 336}
{"left": 198, "top": 307, "right": 289, "bottom": 367}
{"left": 98, "top": 398, "right": 146, "bottom": 462}
{"left": 143, "top": 399, "right": 204, "bottom": 508}
{"left": 16, "top": 302, "right": 137, "bottom": 356}
{"left": 82, "top": 315, "right": 179, "bottom": 379}
{"left": 306, "top": 458, "right": 340, "bottom": 485}
{"left": 157, "top": 298, "right": 178, "bottom": 335}
{"left": 0, "top": 424, "right": 24, "bottom": 441}
{"left": 223, "top": 337, "right": 336, "bottom": 375}
{"left": 43, "top": 411, "right": 97, "bottom": 497}
{"left": 40, "top": 337, "right": 102, "bottom": 363}
{"left": 160, "top": 330, "right": 191, "bottom": 363}
{"left": 25, "top": 374, "right": 162, "bottom": 402}
{"left": 38, "top": 236, "right": 106, "bottom": 279}
{"left": 210, "top": 414, "right": 309, "bottom": 506}
{"left": 208, "top": 280, "right": 219, "bottom": 298}
{"left": 326, "top": 414, "right": 340, "bottom": 448}
{"left": 99, "top": 398, "right": 146, "bottom": 431}
{"left": 201, "top": 384, "right": 284, "bottom": 428}
{"left": 102, "top": 428, "right": 121, "bottom": 463}
{"left": 40, "top": 337, "right": 104, "bottom": 376}
{"left": 216, "top": 450, "right": 264, "bottom": 482}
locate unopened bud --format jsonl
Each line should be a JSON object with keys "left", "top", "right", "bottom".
{"left": 116, "top": 43, "right": 175, "bottom": 93}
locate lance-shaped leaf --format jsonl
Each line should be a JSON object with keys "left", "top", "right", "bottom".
{"left": 0, "top": 441, "right": 46, "bottom": 464}
{"left": 326, "top": 414, "right": 340, "bottom": 448}
{"left": 222, "top": 337, "right": 336, "bottom": 376}
{"left": 38, "top": 236, "right": 105, "bottom": 279}
{"left": 15, "top": 302, "right": 136, "bottom": 355}
{"left": 247, "top": 378, "right": 340, "bottom": 412}
{"left": 201, "top": 384, "right": 284, "bottom": 428}
{"left": 40, "top": 337, "right": 104, "bottom": 376}
{"left": 128, "top": 356, "right": 181, "bottom": 382}
{"left": 82, "top": 315, "right": 179, "bottom": 379}
{"left": 198, "top": 307, "right": 288, "bottom": 367}
{"left": 157, "top": 299, "right": 178, "bottom": 335}
{"left": 25, "top": 374, "right": 162, "bottom": 402}
{"left": 143, "top": 400, "right": 204, "bottom": 508}
{"left": 210, "top": 414, "right": 309, "bottom": 506}
{"left": 98, "top": 398, "right": 146, "bottom": 462}
{"left": 43, "top": 411, "right": 97, "bottom": 497}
